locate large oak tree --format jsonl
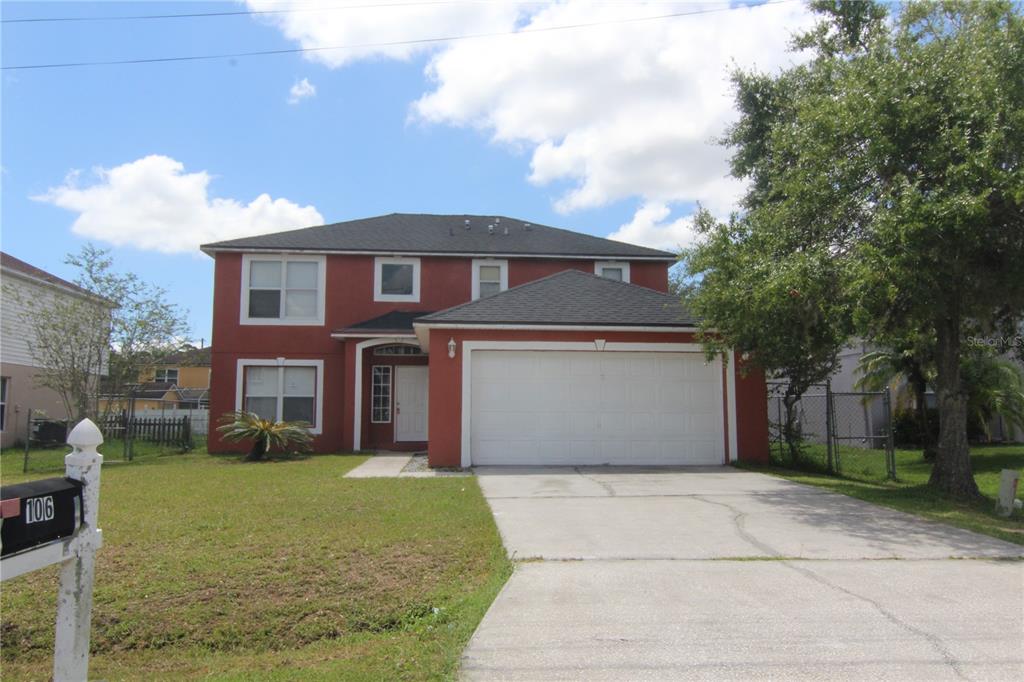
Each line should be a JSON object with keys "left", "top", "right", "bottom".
{"left": 689, "top": 0, "right": 1024, "bottom": 498}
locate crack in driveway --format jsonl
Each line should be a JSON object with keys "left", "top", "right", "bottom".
{"left": 687, "top": 493, "right": 969, "bottom": 680}
{"left": 572, "top": 466, "right": 618, "bottom": 496}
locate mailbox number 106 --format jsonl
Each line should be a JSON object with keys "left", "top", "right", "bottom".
{"left": 25, "top": 496, "right": 55, "bottom": 524}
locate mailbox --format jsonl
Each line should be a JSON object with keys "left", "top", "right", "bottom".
{"left": 1, "top": 478, "right": 84, "bottom": 557}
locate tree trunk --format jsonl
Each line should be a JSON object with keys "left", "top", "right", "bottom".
{"left": 928, "top": 318, "right": 980, "bottom": 499}
{"left": 247, "top": 436, "right": 267, "bottom": 462}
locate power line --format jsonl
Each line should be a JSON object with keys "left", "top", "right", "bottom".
{"left": 2, "top": 1, "right": 795, "bottom": 71}
{"left": 1, "top": 1, "right": 476, "bottom": 24}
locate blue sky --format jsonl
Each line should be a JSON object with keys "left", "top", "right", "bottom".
{"left": 2, "top": 1, "right": 812, "bottom": 340}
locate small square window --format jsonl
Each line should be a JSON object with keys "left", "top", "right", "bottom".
{"left": 595, "top": 262, "right": 630, "bottom": 283}
{"left": 472, "top": 259, "right": 508, "bottom": 300}
{"left": 381, "top": 264, "right": 413, "bottom": 295}
{"left": 601, "top": 267, "right": 623, "bottom": 281}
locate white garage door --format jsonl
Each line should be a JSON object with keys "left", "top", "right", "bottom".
{"left": 469, "top": 350, "right": 725, "bottom": 466}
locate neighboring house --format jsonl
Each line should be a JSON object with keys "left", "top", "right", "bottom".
{"left": 101, "top": 345, "right": 212, "bottom": 412}
{"left": 202, "top": 213, "right": 770, "bottom": 467}
{"left": 0, "top": 252, "right": 113, "bottom": 448}
{"left": 828, "top": 341, "right": 1022, "bottom": 443}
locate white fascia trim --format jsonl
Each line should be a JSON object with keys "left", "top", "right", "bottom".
{"left": 330, "top": 332, "right": 417, "bottom": 339}
{"left": 594, "top": 261, "right": 631, "bottom": 283}
{"left": 459, "top": 340, "right": 712, "bottom": 468}
{"left": 352, "top": 337, "right": 422, "bottom": 450}
{"left": 235, "top": 358, "right": 325, "bottom": 435}
{"left": 239, "top": 253, "right": 326, "bottom": 326}
{"left": 471, "top": 258, "right": 509, "bottom": 300}
{"left": 203, "top": 246, "right": 676, "bottom": 262}
{"left": 373, "top": 256, "right": 421, "bottom": 303}
{"left": 414, "top": 323, "right": 697, "bottom": 333}
{"left": 727, "top": 350, "right": 739, "bottom": 462}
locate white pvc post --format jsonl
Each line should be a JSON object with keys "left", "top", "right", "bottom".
{"left": 53, "top": 419, "right": 104, "bottom": 682}
{"left": 995, "top": 469, "right": 1020, "bottom": 518}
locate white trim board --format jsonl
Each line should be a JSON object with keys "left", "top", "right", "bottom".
{"left": 471, "top": 258, "right": 509, "bottom": 300}
{"left": 458, "top": 340, "right": 732, "bottom": 468}
{"left": 352, "top": 337, "right": 423, "bottom": 450}
{"left": 234, "top": 358, "right": 325, "bottom": 435}
{"left": 239, "top": 253, "right": 326, "bottom": 327}
{"left": 373, "top": 256, "right": 421, "bottom": 303}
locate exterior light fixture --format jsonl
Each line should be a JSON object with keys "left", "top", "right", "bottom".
{"left": 447, "top": 337, "right": 457, "bottom": 359}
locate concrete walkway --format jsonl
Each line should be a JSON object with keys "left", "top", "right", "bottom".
{"left": 344, "top": 454, "right": 412, "bottom": 478}
{"left": 462, "top": 466, "right": 1024, "bottom": 680}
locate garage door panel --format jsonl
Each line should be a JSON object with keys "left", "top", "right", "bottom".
{"left": 470, "top": 350, "right": 725, "bottom": 466}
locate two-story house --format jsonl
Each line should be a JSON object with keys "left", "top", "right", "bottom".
{"left": 201, "top": 213, "right": 770, "bottom": 467}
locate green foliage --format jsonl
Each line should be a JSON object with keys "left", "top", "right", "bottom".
{"left": 962, "top": 353, "right": 1024, "bottom": 437}
{"left": 693, "top": 0, "right": 1024, "bottom": 499}
{"left": 216, "top": 411, "right": 314, "bottom": 461}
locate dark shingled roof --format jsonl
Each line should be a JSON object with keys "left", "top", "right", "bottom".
{"left": 417, "top": 270, "right": 697, "bottom": 328}
{"left": 338, "top": 310, "right": 435, "bottom": 335}
{"left": 201, "top": 213, "right": 675, "bottom": 260}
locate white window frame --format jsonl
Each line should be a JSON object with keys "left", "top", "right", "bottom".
{"left": 594, "top": 261, "right": 630, "bottom": 283}
{"left": 471, "top": 259, "right": 509, "bottom": 300}
{"left": 155, "top": 368, "right": 179, "bottom": 384}
{"left": 240, "top": 254, "right": 326, "bottom": 326}
{"left": 374, "top": 256, "right": 421, "bottom": 303}
{"left": 370, "top": 365, "right": 393, "bottom": 423}
{"left": 235, "top": 358, "right": 325, "bottom": 434}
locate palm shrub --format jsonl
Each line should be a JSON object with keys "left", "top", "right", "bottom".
{"left": 217, "top": 411, "right": 313, "bottom": 461}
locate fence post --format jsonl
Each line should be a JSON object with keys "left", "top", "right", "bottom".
{"left": 53, "top": 419, "right": 104, "bottom": 682}
{"left": 825, "top": 381, "right": 834, "bottom": 474}
{"left": 884, "top": 388, "right": 896, "bottom": 480}
{"left": 22, "top": 408, "right": 32, "bottom": 473}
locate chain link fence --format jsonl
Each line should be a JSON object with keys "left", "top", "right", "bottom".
{"left": 767, "top": 380, "right": 895, "bottom": 479}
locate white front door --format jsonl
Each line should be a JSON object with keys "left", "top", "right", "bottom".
{"left": 395, "top": 366, "right": 429, "bottom": 441}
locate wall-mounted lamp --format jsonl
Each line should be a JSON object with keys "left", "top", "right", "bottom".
{"left": 447, "top": 337, "right": 457, "bottom": 359}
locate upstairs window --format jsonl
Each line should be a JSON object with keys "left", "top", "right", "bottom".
{"left": 155, "top": 368, "right": 179, "bottom": 383}
{"left": 242, "top": 255, "right": 325, "bottom": 325}
{"left": 472, "top": 259, "right": 508, "bottom": 300}
{"left": 595, "top": 261, "right": 630, "bottom": 283}
{"left": 374, "top": 257, "right": 420, "bottom": 302}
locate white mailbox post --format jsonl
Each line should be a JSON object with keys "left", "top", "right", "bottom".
{"left": 0, "top": 418, "right": 104, "bottom": 682}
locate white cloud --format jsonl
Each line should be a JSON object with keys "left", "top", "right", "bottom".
{"left": 246, "top": 0, "right": 522, "bottom": 68}
{"left": 288, "top": 77, "right": 317, "bottom": 104}
{"left": 608, "top": 202, "right": 699, "bottom": 253}
{"left": 33, "top": 155, "right": 323, "bottom": 254}
{"left": 250, "top": 0, "right": 815, "bottom": 250}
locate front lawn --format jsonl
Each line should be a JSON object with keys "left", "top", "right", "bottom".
{"left": 0, "top": 452, "right": 511, "bottom": 680}
{"left": 743, "top": 444, "right": 1024, "bottom": 545}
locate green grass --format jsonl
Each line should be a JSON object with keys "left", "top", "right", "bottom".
{"left": 0, "top": 451, "right": 512, "bottom": 680}
{"left": 743, "top": 443, "right": 1024, "bottom": 545}
{"left": 2, "top": 438, "right": 204, "bottom": 475}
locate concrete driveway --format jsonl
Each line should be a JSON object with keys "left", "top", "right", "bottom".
{"left": 461, "top": 467, "right": 1023, "bottom": 681}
